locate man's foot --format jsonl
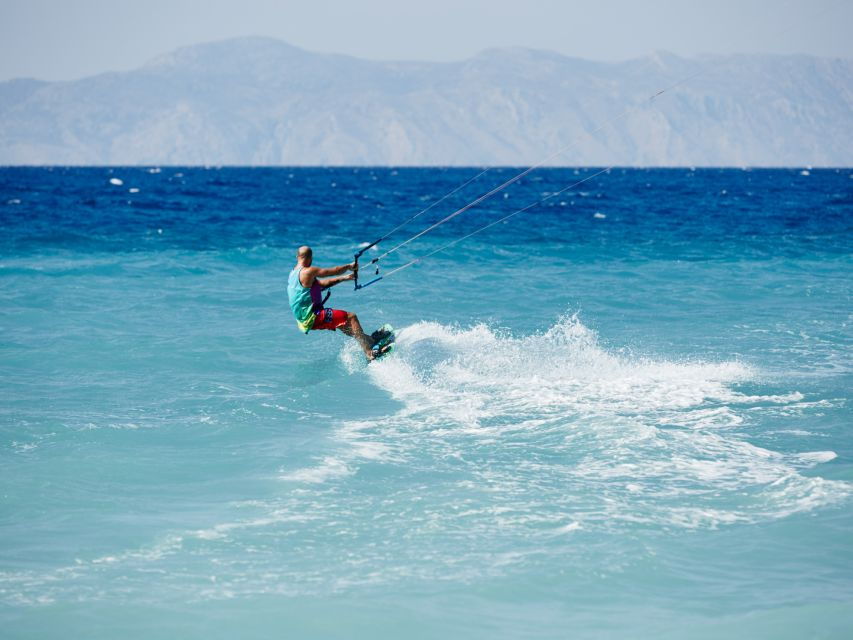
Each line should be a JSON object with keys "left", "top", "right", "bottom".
{"left": 374, "top": 343, "right": 393, "bottom": 357}
{"left": 366, "top": 343, "right": 393, "bottom": 362}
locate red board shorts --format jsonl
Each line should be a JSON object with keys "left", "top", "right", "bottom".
{"left": 312, "top": 308, "right": 349, "bottom": 331}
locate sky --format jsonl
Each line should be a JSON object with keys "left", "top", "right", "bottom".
{"left": 0, "top": 0, "right": 850, "bottom": 82}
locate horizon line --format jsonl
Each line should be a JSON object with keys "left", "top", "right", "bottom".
{"left": 1, "top": 164, "right": 845, "bottom": 170}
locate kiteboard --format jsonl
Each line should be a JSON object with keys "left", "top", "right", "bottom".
{"left": 370, "top": 324, "right": 396, "bottom": 360}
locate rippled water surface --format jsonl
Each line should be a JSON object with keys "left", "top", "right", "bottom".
{"left": 1, "top": 167, "right": 851, "bottom": 638}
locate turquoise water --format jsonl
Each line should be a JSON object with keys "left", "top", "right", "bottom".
{"left": 1, "top": 167, "right": 852, "bottom": 638}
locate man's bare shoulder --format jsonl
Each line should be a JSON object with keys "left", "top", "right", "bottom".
{"left": 299, "top": 266, "right": 317, "bottom": 287}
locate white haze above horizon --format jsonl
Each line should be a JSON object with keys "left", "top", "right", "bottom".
{"left": 0, "top": 0, "right": 851, "bottom": 83}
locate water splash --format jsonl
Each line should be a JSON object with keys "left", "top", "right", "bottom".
{"left": 331, "top": 315, "right": 848, "bottom": 532}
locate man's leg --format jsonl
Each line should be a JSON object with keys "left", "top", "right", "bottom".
{"left": 340, "top": 312, "right": 375, "bottom": 359}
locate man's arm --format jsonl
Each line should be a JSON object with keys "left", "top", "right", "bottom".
{"left": 317, "top": 272, "right": 355, "bottom": 289}
{"left": 315, "top": 262, "right": 355, "bottom": 277}
{"left": 299, "top": 262, "right": 356, "bottom": 287}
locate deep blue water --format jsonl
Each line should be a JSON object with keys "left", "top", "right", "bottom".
{"left": 1, "top": 167, "right": 852, "bottom": 639}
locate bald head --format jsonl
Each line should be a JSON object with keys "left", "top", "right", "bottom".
{"left": 297, "top": 246, "right": 312, "bottom": 265}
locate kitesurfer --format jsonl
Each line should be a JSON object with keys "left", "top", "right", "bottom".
{"left": 287, "top": 246, "right": 382, "bottom": 360}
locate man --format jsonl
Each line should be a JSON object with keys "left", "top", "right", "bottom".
{"left": 287, "top": 245, "right": 381, "bottom": 360}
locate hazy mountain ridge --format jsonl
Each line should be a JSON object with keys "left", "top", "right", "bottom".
{"left": 1, "top": 37, "right": 851, "bottom": 165}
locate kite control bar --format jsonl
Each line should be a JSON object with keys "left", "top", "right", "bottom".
{"left": 353, "top": 247, "right": 383, "bottom": 291}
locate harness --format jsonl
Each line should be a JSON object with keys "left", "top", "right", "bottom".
{"left": 319, "top": 288, "right": 331, "bottom": 308}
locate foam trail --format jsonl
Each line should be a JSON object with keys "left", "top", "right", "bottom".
{"left": 365, "top": 315, "right": 755, "bottom": 425}
{"left": 330, "top": 315, "right": 850, "bottom": 532}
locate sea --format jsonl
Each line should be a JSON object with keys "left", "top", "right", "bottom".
{"left": 1, "top": 166, "right": 851, "bottom": 639}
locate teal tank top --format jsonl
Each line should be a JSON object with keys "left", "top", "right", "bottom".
{"left": 287, "top": 267, "right": 315, "bottom": 333}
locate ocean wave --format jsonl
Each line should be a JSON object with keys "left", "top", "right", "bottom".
{"left": 3, "top": 316, "right": 847, "bottom": 606}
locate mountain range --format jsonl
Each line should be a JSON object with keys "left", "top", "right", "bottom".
{"left": 1, "top": 37, "right": 851, "bottom": 166}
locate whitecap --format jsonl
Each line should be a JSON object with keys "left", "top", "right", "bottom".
{"left": 795, "top": 451, "right": 837, "bottom": 465}
{"left": 280, "top": 456, "right": 351, "bottom": 483}
{"left": 553, "top": 522, "right": 582, "bottom": 534}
